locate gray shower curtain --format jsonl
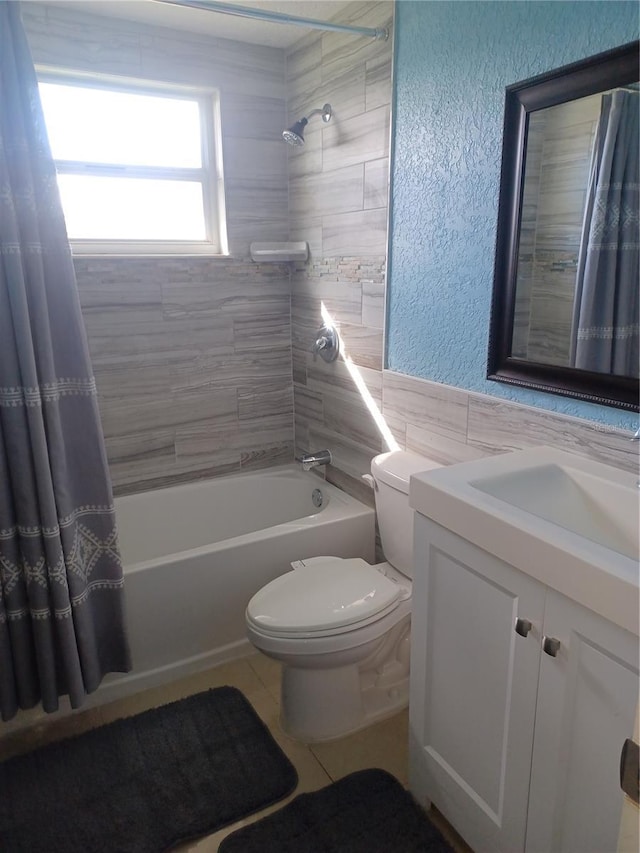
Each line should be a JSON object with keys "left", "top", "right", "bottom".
{"left": 571, "top": 90, "right": 639, "bottom": 376}
{"left": 0, "top": 3, "right": 131, "bottom": 722}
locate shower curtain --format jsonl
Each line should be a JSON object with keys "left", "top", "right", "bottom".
{"left": 570, "top": 90, "right": 639, "bottom": 376}
{"left": 0, "top": 3, "right": 131, "bottom": 722}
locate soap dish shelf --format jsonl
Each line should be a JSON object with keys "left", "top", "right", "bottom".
{"left": 250, "top": 242, "right": 309, "bottom": 263}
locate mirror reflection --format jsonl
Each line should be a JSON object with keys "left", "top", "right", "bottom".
{"left": 512, "top": 85, "right": 639, "bottom": 378}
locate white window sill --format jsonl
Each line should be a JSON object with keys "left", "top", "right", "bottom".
{"left": 69, "top": 240, "right": 232, "bottom": 260}
{"left": 70, "top": 251, "right": 234, "bottom": 260}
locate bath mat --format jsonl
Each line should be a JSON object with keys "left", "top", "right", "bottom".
{"left": 218, "top": 768, "right": 453, "bottom": 853}
{"left": 0, "top": 686, "right": 297, "bottom": 853}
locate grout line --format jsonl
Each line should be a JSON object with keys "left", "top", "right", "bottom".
{"left": 307, "top": 745, "right": 339, "bottom": 782}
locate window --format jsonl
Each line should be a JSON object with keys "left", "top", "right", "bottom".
{"left": 38, "top": 73, "right": 227, "bottom": 255}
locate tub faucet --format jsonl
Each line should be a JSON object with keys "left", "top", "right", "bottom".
{"left": 297, "top": 450, "right": 332, "bottom": 471}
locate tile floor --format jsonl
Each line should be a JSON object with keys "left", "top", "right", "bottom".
{"left": 0, "top": 653, "right": 471, "bottom": 852}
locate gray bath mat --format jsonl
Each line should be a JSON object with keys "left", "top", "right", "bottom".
{"left": 0, "top": 686, "right": 297, "bottom": 852}
{"left": 219, "top": 768, "right": 453, "bottom": 852}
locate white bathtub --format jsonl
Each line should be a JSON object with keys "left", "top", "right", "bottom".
{"left": 96, "top": 465, "right": 375, "bottom": 705}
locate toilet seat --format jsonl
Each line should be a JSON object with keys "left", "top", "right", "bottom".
{"left": 246, "top": 558, "right": 403, "bottom": 640}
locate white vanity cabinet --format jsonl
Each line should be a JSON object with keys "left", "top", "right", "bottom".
{"left": 410, "top": 516, "right": 639, "bottom": 853}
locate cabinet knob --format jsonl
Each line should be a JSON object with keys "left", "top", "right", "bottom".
{"left": 542, "top": 636, "right": 561, "bottom": 657}
{"left": 620, "top": 738, "right": 640, "bottom": 805}
{"left": 514, "top": 617, "right": 532, "bottom": 637}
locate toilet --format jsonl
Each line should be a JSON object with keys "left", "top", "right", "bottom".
{"left": 245, "top": 450, "right": 440, "bottom": 742}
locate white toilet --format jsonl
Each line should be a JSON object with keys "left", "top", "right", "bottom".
{"left": 245, "top": 450, "right": 440, "bottom": 742}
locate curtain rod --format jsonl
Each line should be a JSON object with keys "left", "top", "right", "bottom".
{"left": 154, "top": 0, "right": 389, "bottom": 41}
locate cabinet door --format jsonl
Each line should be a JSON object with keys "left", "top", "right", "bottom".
{"left": 526, "top": 590, "right": 639, "bottom": 853}
{"left": 617, "top": 703, "right": 639, "bottom": 853}
{"left": 410, "top": 518, "right": 546, "bottom": 853}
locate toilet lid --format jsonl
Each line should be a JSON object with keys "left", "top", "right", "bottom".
{"left": 246, "top": 559, "right": 401, "bottom": 635}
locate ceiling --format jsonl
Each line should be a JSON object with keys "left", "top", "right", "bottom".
{"left": 60, "top": 0, "right": 354, "bottom": 49}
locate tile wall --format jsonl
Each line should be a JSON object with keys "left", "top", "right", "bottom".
{"left": 74, "top": 258, "right": 293, "bottom": 494}
{"left": 382, "top": 370, "right": 638, "bottom": 475}
{"left": 287, "top": 2, "right": 394, "bottom": 505}
{"left": 23, "top": 3, "right": 293, "bottom": 494}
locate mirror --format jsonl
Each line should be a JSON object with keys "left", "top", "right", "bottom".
{"left": 488, "top": 41, "right": 639, "bottom": 412}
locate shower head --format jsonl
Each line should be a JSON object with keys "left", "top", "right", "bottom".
{"left": 283, "top": 103, "right": 332, "bottom": 146}
{"left": 283, "top": 118, "right": 308, "bottom": 146}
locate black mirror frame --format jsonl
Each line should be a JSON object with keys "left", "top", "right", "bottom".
{"left": 487, "top": 41, "right": 640, "bottom": 412}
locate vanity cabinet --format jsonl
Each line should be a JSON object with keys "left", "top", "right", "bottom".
{"left": 409, "top": 516, "right": 639, "bottom": 853}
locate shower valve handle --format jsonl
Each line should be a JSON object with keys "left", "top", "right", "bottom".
{"left": 311, "top": 325, "right": 339, "bottom": 363}
{"left": 312, "top": 335, "right": 329, "bottom": 357}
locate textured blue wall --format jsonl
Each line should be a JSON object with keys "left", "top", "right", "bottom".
{"left": 388, "top": 1, "right": 639, "bottom": 428}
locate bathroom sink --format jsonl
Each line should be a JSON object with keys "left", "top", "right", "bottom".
{"left": 470, "top": 462, "right": 638, "bottom": 560}
{"left": 410, "top": 447, "right": 640, "bottom": 635}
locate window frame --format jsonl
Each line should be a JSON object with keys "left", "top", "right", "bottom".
{"left": 37, "top": 67, "right": 228, "bottom": 257}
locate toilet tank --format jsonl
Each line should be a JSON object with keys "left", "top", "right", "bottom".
{"left": 371, "top": 450, "right": 441, "bottom": 579}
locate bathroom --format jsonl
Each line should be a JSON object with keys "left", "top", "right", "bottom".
{"left": 0, "top": 1, "right": 638, "bottom": 851}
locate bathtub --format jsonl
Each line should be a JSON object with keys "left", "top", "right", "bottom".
{"left": 96, "top": 465, "right": 375, "bottom": 705}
